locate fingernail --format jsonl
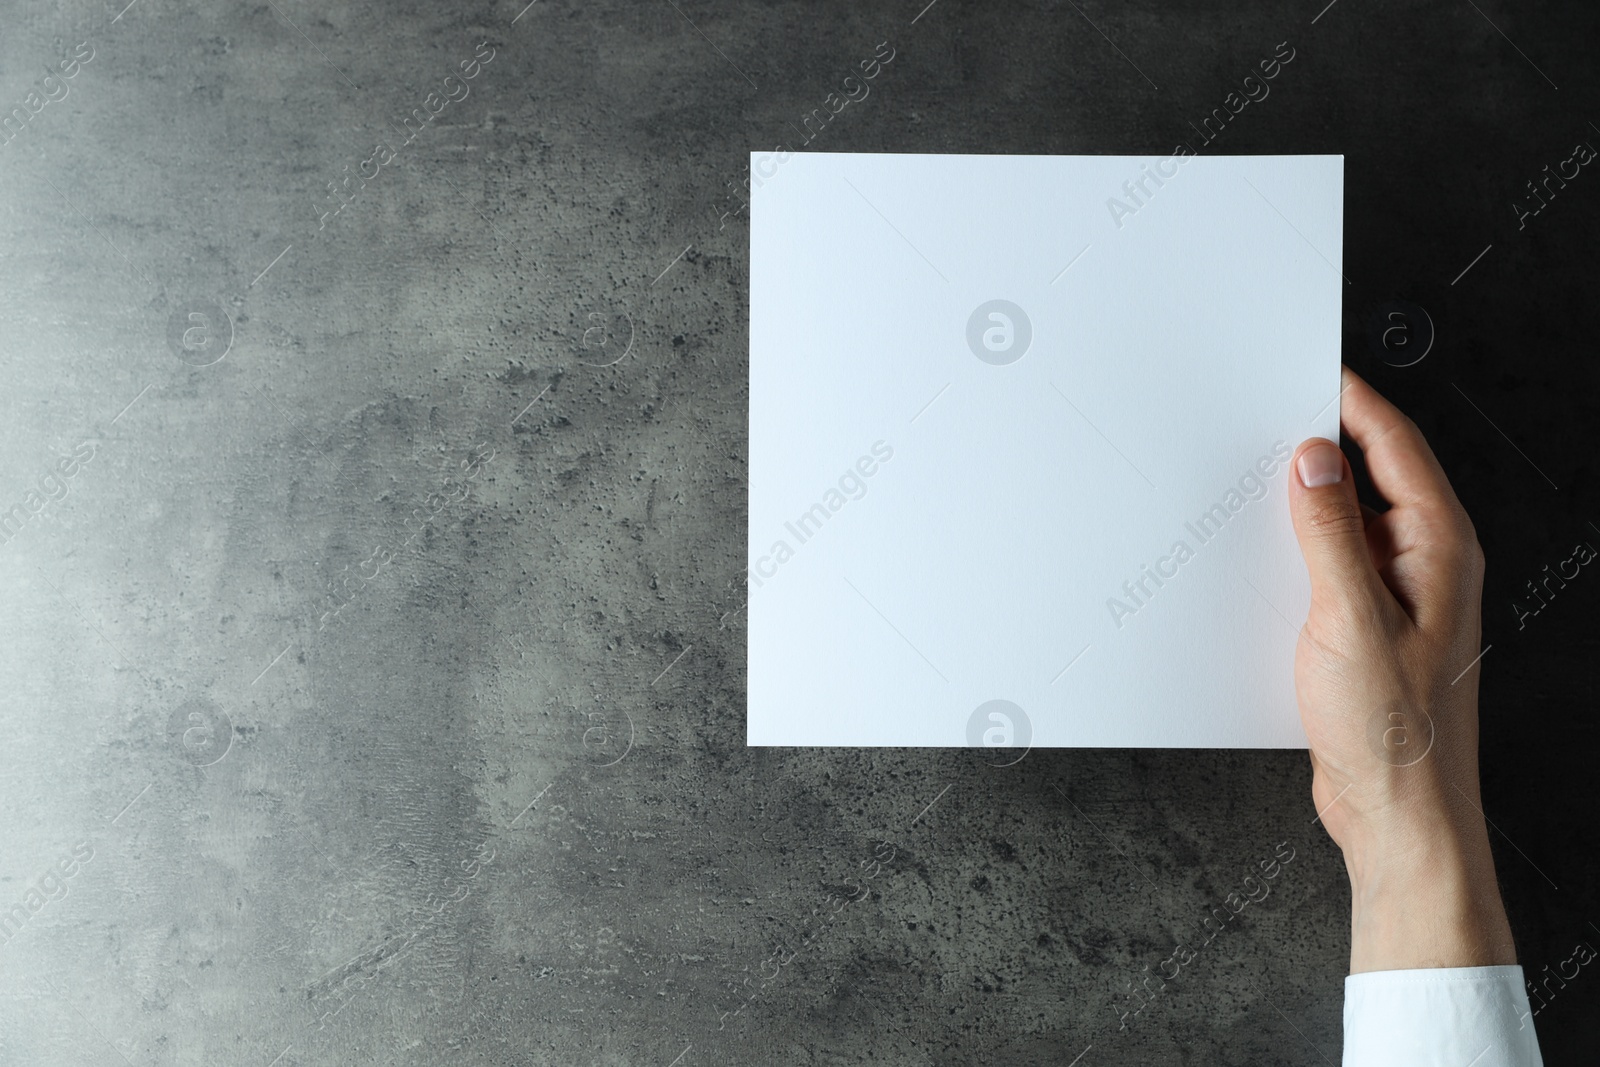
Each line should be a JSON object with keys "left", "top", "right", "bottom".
{"left": 1297, "top": 444, "right": 1344, "bottom": 488}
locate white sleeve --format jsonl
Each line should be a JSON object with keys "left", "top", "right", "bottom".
{"left": 1343, "top": 965, "right": 1543, "bottom": 1066}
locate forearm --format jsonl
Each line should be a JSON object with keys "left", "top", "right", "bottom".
{"left": 1341, "top": 823, "right": 1542, "bottom": 1067}
{"left": 1343, "top": 809, "right": 1517, "bottom": 973}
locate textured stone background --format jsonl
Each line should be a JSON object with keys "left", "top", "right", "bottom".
{"left": 0, "top": 0, "right": 1596, "bottom": 1063}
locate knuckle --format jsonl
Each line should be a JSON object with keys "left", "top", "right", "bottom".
{"left": 1439, "top": 507, "right": 1486, "bottom": 575}
{"left": 1302, "top": 497, "right": 1366, "bottom": 540}
{"left": 1460, "top": 536, "right": 1487, "bottom": 583}
{"left": 1429, "top": 533, "right": 1486, "bottom": 601}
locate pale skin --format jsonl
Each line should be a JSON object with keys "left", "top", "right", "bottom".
{"left": 1288, "top": 366, "right": 1517, "bottom": 973}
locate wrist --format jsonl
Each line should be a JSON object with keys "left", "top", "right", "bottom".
{"left": 1344, "top": 810, "right": 1517, "bottom": 973}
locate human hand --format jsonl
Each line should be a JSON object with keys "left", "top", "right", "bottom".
{"left": 1288, "top": 365, "right": 1516, "bottom": 973}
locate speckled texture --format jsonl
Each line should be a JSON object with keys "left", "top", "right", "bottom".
{"left": 0, "top": 0, "right": 1596, "bottom": 1063}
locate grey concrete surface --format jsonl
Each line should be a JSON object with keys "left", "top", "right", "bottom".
{"left": 1, "top": 0, "right": 1597, "bottom": 1063}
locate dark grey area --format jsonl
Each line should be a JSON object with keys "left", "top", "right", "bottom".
{"left": 0, "top": 0, "right": 1595, "bottom": 1063}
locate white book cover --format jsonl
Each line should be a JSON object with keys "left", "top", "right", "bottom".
{"left": 748, "top": 152, "right": 1343, "bottom": 749}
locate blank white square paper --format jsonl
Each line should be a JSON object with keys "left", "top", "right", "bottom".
{"left": 748, "top": 152, "right": 1343, "bottom": 748}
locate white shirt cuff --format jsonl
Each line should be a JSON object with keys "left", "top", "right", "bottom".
{"left": 1343, "top": 965, "right": 1543, "bottom": 1066}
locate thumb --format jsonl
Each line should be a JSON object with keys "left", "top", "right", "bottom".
{"left": 1288, "top": 439, "right": 1383, "bottom": 610}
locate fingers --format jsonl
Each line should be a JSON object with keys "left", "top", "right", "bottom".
{"left": 1337, "top": 366, "right": 1484, "bottom": 628}
{"left": 1338, "top": 366, "right": 1468, "bottom": 522}
{"left": 1288, "top": 437, "right": 1387, "bottom": 613}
